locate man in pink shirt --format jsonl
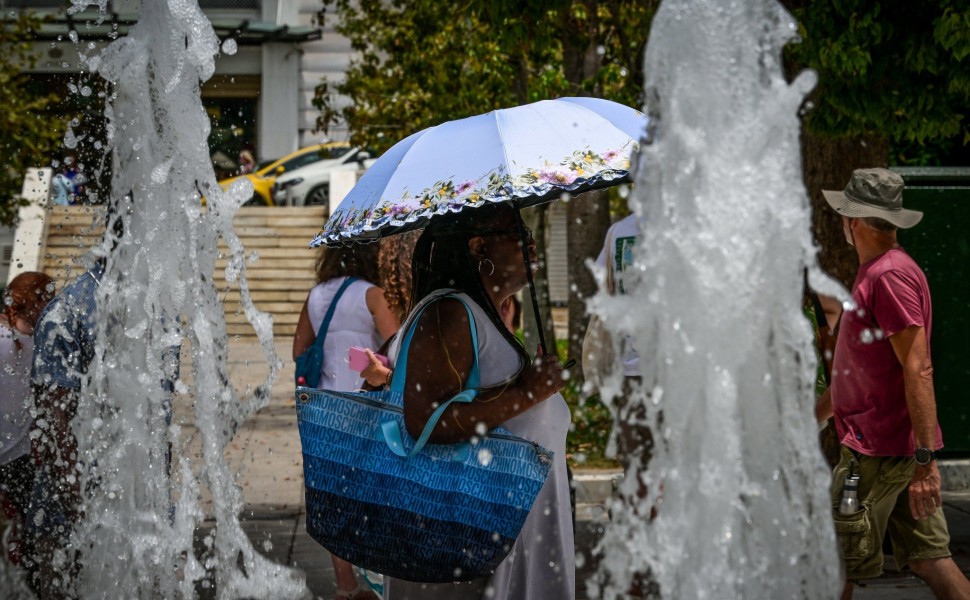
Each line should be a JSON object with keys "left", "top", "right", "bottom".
{"left": 817, "top": 168, "right": 970, "bottom": 600}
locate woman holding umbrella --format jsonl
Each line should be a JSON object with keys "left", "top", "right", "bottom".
{"left": 309, "top": 96, "right": 643, "bottom": 598}
{"left": 382, "top": 202, "right": 574, "bottom": 600}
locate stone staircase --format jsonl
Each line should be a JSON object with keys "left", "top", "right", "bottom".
{"left": 39, "top": 205, "right": 326, "bottom": 341}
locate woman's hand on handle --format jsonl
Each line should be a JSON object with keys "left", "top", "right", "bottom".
{"left": 518, "top": 344, "right": 566, "bottom": 402}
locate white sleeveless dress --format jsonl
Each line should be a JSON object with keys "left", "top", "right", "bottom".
{"left": 383, "top": 291, "right": 575, "bottom": 600}
{"left": 307, "top": 277, "right": 384, "bottom": 392}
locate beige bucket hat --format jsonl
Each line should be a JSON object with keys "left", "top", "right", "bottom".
{"left": 822, "top": 168, "right": 923, "bottom": 229}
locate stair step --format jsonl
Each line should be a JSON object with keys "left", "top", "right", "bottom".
{"left": 40, "top": 205, "right": 328, "bottom": 339}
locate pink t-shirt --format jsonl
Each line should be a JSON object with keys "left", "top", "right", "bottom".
{"left": 831, "top": 248, "right": 943, "bottom": 456}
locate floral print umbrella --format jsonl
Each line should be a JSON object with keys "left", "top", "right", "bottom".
{"left": 310, "top": 97, "right": 646, "bottom": 247}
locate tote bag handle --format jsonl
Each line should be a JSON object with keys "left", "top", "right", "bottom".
{"left": 380, "top": 294, "right": 481, "bottom": 459}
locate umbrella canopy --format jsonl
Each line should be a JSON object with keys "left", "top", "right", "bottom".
{"left": 310, "top": 97, "right": 646, "bottom": 247}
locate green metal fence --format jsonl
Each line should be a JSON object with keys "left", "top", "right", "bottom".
{"left": 895, "top": 167, "right": 970, "bottom": 456}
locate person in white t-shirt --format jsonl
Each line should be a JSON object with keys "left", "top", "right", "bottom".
{"left": 586, "top": 213, "right": 658, "bottom": 595}
{"left": 293, "top": 243, "right": 398, "bottom": 600}
{"left": 587, "top": 213, "right": 649, "bottom": 455}
{"left": 592, "top": 213, "right": 640, "bottom": 376}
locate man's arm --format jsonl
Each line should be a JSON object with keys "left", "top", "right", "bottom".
{"left": 815, "top": 387, "right": 833, "bottom": 424}
{"left": 889, "top": 325, "right": 942, "bottom": 520}
{"left": 817, "top": 293, "right": 843, "bottom": 332}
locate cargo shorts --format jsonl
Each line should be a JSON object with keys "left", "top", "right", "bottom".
{"left": 830, "top": 445, "right": 952, "bottom": 580}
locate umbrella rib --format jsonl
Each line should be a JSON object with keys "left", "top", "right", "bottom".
{"left": 526, "top": 101, "right": 612, "bottom": 184}
{"left": 540, "top": 101, "right": 606, "bottom": 156}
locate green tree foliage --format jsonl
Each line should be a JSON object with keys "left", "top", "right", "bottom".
{"left": 785, "top": 0, "right": 970, "bottom": 165}
{"left": 313, "top": 0, "right": 656, "bottom": 154}
{"left": 0, "top": 13, "right": 64, "bottom": 226}
{"left": 319, "top": 0, "right": 969, "bottom": 164}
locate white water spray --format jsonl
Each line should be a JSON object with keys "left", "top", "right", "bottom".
{"left": 60, "top": 2, "right": 306, "bottom": 597}
{"left": 591, "top": 1, "right": 842, "bottom": 598}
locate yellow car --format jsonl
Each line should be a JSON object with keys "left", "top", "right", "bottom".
{"left": 218, "top": 142, "right": 352, "bottom": 206}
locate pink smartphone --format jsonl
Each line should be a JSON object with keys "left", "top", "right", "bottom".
{"left": 348, "top": 346, "right": 389, "bottom": 372}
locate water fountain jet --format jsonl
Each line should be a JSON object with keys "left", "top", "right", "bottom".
{"left": 591, "top": 1, "right": 843, "bottom": 598}
{"left": 37, "top": 2, "right": 308, "bottom": 597}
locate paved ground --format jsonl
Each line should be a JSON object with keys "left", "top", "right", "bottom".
{"left": 219, "top": 499, "right": 970, "bottom": 600}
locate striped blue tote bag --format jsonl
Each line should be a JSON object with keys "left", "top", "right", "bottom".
{"left": 295, "top": 294, "right": 553, "bottom": 583}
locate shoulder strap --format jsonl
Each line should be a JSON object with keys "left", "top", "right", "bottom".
{"left": 381, "top": 294, "right": 481, "bottom": 458}
{"left": 310, "top": 276, "right": 358, "bottom": 355}
{"left": 391, "top": 293, "right": 480, "bottom": 393}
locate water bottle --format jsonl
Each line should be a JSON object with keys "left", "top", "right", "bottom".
{"left": 839, "top": 475, "right": 860, "bottom": 515}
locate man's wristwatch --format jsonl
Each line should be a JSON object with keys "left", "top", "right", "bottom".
{"left": 914, "top": 447, "right": 940, "bottom": 465}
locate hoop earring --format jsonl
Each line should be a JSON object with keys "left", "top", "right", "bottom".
{"left": 478, "top": 258, "right": 495, "bottom": 276}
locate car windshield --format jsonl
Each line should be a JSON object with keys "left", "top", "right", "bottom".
{"left": 280, "top": 145, "right": 352, "bottom": 172}
{"left": 322, "top": 146, "right": 352, "bottom": 160}
{"left": 282, "top": 152, "right": 318, "bottom": 171}
{"left": 256, "top": 145, "right": 353, "bottom": 176}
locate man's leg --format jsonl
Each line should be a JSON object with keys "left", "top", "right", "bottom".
{"left": 908, "top": 557, "right": 970, "bottom": 600}
{"left": 887, "top": 468, "right": 969, "bottom": 600}
{"left": 840, "top": 581, "right": 854, "bottom": 600}
{"left": 830, "top": 449, "right": 911, "bottom": 592}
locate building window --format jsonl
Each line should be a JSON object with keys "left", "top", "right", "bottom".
{"left": 205, "top": 98, "right": 258, "bottom": 181}
{"left": 202, "top": 75, "right": 259, "bottom": 181}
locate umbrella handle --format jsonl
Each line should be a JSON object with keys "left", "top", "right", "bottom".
{"left": 516, "top": 208, "right": 552, "bottom": 359}
{"left": 516, "top": 209, "right": 577, "bottom": 373}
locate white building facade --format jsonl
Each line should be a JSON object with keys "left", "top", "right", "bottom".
{"left": 16, "top": 0, "right": 352, "bottom": 167}
{"left": 8, "top": 0, "right": 571, "bottom": 305}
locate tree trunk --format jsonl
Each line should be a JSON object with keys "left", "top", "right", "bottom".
{"left": 801, "top": 131, "right": 890, "bottom": 288}
{"left": 566, "top": 190, "right": 611, "bottom": 374}
{"left": 559, "top": 1, "right": 612, "bottom": 374}
{"left": 521, "top": 204, "right": 556, "bottom": 355}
